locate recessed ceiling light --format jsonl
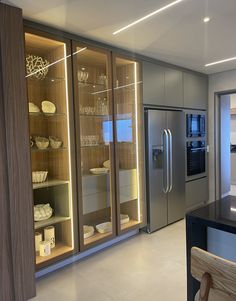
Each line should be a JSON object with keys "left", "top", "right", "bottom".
{"left": 205, "top": 57, "right": 236, "bottom": 67}
{"left": 203, "top": 17, "right": 210, "bottom": 23}
{"left": 112, "top": 0, "right": 183, "bottom": 35}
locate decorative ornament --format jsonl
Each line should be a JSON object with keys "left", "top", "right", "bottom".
{"left": 26, "top": 54, "right": 49, "bottom": 80}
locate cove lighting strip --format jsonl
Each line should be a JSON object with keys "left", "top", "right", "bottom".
{"left": 134, "top": 62, "right": 141, "bottom": 222}
{"left": 63, "top": 43, "right": 74, "bottom": 249}
{"left": 113, "top": 0, "right": 183, "bottom": 35}
{"left": 205, "top": 56, "right": 236, "bottom": 67}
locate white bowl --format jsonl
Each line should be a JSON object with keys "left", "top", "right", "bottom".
{"left": 35, "top": 136, "right": 49, "bottom": 149}
{"left": 103, "top": 160, "right": 110, "bottom": 169}
{"left": 83, "top": 225, "right": 94, "bottom": 239}
{"left": 41, "top": 100, "right": 56, "bottom": 114}
{"left": 49, "top": 136, "right": 63, "bottom": 149}
{"left": 32, "top": 171, "right": 48, "bottom": 183}
{"left": 90, "top": 168, "right": 109, "bottom": 175}
{"left": 34, "top": 204, "right": 53, "bottom": 221}
{"left": 96, "top": 222, "right": 112, "bottom": 234}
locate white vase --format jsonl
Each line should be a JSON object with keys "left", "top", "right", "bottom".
{"left": 35, "top": 232, "right": 42, "bottom": 252}
{"left": 39, "top": 241, "right": 51, "bottom": 257}
{"left": 44, "top": 226, "right": 55, "bottom": 248}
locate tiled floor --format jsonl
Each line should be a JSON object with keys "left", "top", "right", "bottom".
{"left": 32, "top": 220, "right": 186, "bottom": 301}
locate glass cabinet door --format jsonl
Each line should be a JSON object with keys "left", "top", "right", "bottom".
{"left": 25, "top": 31, "right": 75, "bottom": 268}
{"left": 73, "top": 43, "right": 116, "bottom": 248}
{"left": 113, "top": 55, "right": 145, "bottom": 233}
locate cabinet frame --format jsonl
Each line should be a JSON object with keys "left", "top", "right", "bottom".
{"left": 72, "top": 41, "right": 117, "bottom": 251}
{"left": 112, "top": 53, "right": 146, "bottom": 235}
{"left": 24, "top": 26, "right": 79, "bottom": 269}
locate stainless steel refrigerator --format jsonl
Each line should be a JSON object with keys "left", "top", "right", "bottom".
{"left": 145, "top": 108, "right": 185, "bottom": 233}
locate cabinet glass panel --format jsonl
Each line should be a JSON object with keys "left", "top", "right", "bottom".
{"left": 114, "top": 56, "right": 144, "bottom": 232}
{"left": 25, "top": 32, "right": 74, "bottom": 266}
{"left": 73, "top": 45, "right": 115, "bottom": 246}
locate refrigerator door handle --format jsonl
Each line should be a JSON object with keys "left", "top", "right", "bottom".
{"left": 163, "top": 129, "right": 169, "bottom": 193}
{"left": 167, "top": 129, "right": 173, "bottom": 192}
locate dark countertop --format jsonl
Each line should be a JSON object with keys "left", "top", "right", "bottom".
{"left": 186, "top": 195, "right": 236, "bottom": 234}
{"left": 186, "top": 195, "right": 236, "bottom": 301}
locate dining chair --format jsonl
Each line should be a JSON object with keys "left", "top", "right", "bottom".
{"left": 191, "top": 247, "right": 236, "bottom": 301}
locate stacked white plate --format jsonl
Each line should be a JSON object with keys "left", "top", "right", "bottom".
{"left": 120, "top": 214, "right": 130, "bottom": 224}
{"left": 89, "top": 168, "right": 109, "bottom": 175}
{"left": 83, "top": 225, "right": 94, "bottom": 239}
{"left": 96, "top": 222, "right": 112, "bottom": 234}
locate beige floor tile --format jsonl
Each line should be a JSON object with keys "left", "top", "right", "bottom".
{"left": 32, "top": 220, "right": 186, "bottom": 301}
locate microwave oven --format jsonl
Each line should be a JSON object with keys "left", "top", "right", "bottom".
{"left": 186, "top": 113, "right": 205, "bottom": 138}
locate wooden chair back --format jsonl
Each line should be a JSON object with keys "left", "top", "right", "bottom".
{"left": 191, "top": 247, "right": 236, "bottom": 301}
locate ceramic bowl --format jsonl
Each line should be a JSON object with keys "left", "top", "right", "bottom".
{"left": 34, "top": 203, "right": 53, "bottom": 221}
{"left": 32, "top": 171, "right": 48, "bottom": 183}
{"left": 120, "top": 214, "right": 130, "bottom": 225}
{"left": 35, "top": 136, "right": 49, "bottom": 149}
{"left": 49, "top": 136, "right": 63, "bottom": 149}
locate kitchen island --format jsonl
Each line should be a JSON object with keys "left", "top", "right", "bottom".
{"left": 186, "top": 195, "right": 236, "bottom": 301}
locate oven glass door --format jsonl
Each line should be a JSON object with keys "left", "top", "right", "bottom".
{"left": 187, "top": 141, "right": 206, "bottom": 176}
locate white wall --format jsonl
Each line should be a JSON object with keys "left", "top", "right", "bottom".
{"left": 209, "top": 69, "right": 236, "bottom": 202}
{"left": 231, "top": 94, "right": 236, "bottom": 145}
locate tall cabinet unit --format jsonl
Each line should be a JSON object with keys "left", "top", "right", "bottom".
{"left": 24, "top": 25, "right": 146, "bottom": 269}
{"left": 25, "top": 30, "right": 77, "bottom": 269}
{"left": 72, "top": 43, "right": 117, "bottom": 249}
{"left": 113, "top": 55, "right": 145, "bottom": 233}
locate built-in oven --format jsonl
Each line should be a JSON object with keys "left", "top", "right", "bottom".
{"left": 187, "top": 140, "right": 206, "bottom": 180}
{"left": 186, "top": 113, "right": 205, "bottom": 138}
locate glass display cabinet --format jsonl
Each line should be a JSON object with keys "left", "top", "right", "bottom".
{"left": 113, "top": 55, "right": 145, "bottom": 233}
{"left": 25, "top": 31, "right": 76, "bottom": 268}
{"left": 73, "top": 43, "right": 116, "bottom": 249}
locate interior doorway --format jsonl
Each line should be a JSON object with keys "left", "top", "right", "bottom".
{"left": 215, "top": 92, "right": 236, "bottom": 199}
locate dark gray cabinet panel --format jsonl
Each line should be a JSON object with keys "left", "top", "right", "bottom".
{"left": 183, "top": 72, "right": 208, "bottom": 110}
{"left": 143, "top": 61, "right": 165, "bottom": 105}
{"left": 0, "top": 3, "right": 35, "bottom": 300}
{"left": 186, "top": 177, "right": 208, "bottom": 211}
{"left": 165, "top": 68, "right": 183, "bottom": 107}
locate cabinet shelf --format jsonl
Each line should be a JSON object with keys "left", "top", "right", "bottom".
{"left": 27, "top": 76, "right": 65, "bottom": 83}
{"left": 120, "top": 219, "right": 140, "bottom": 231}
{"left": 36, "top": 242, "right": 73, "bottom": 265}
{"left": 84, "top": 231, "right": 112, "bottom": 245}
{"left": 31, "top": 146, "right": 67, "bottom": 152}
{"left": 80, "top": 114, "right": 110, "bottom": 118}
{"left": 81, "top": 144, "right": 109, "bottom": 148}
{"left": 34, "top": 216, "right": 71, "bottom": 229}
{"left": 33, "top": 179, "right": 69, "bottom": 190}
{"left": 78, "top": 81, "right": 107, "bottom": 87}
{"left": 29, "top": 112, "right": 66, "bottom": 117}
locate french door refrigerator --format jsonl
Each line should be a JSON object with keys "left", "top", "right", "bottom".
{"left": 145, "top": 108, "right": 185, "bottom": 232}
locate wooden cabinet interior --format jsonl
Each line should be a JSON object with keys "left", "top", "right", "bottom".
{"left": 114, "top": 56, "right": 145, "bottom": 232}
{"left": 25, "top": 32, "right": 74, "bottom": 268}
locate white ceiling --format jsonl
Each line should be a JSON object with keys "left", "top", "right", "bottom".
{"left": 4, "top": 0, "right": 236, "bottom": 74}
